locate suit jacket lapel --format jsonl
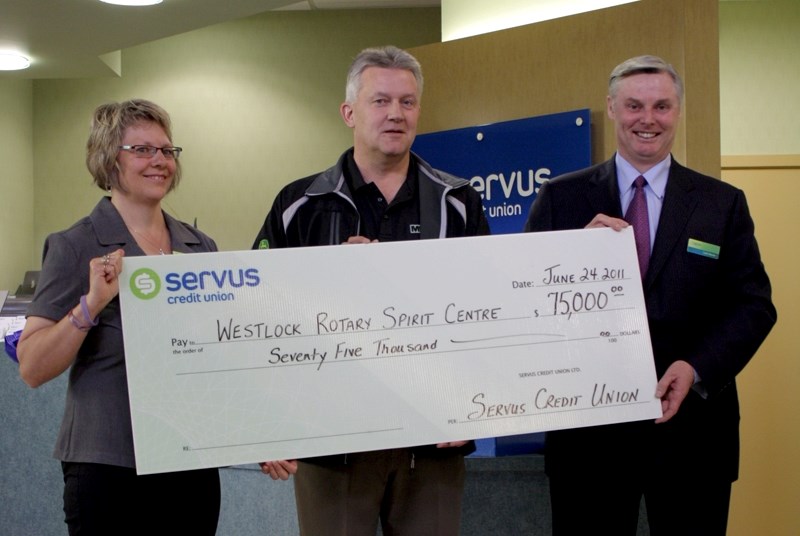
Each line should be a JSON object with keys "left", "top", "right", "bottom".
{"left": 645, "top": 160, "right": 698, "bottom": 290}
{"left": 587, "top": 159, "right": 623, "bottom": 218}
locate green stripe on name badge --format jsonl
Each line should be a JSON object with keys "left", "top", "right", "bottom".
{"left": 687, "top": 238, "right": 720, "bottom": 259}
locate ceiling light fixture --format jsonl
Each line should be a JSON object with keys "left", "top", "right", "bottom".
{"left": 0, "top": 53, "right": 31, "bottom": 70}
{"left": 99, "top": 0, "right": 163, "bottom": 6}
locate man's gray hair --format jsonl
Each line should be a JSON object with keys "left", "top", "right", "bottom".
{"left": 609, "top": 55, "right": 684, "bottom": 102}
{"left": 345, "top": 46, "right": 423, "bottom": 103}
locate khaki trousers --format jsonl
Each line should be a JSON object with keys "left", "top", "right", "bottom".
{"left": 294, "top": 448, "right": 466, "bottom": 536}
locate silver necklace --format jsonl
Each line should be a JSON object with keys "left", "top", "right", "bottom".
{"left": 131, "top": 226, "right": 170, "bottom": 255}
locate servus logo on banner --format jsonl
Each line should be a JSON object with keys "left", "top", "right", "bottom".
{"left": 413, "top": 109, "right": 592, "bottom": 457}
{"left": 128, "top": 266, "right": 261, "bottom": 305}
{"left": 412, "top": 109, "right": 592, "bottom": 235}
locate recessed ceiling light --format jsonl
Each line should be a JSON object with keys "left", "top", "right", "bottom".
{"left": 99, "top": 0, "right": 163, "bottom": 6}
{"left": 0, "top": 53, "right": 30, "bottom": 71}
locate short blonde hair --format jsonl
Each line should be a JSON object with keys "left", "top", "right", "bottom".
{"left": 86, "top": 99, "right": 181, "bottom": 192}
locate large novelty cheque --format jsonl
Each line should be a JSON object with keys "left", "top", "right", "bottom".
{"left": 120, "top": 228, "right": 661, "bottom": 474}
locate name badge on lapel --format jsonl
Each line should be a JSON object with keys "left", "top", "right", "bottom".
{"left": 687, "top": 238, "right": 720, "bottom": 259}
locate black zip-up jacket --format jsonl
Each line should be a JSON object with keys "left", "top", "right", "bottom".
{"left": 252, "top": 149, "right": 489, "bottom": 463}
{"left": 253, "top": 149, "right": 490, "bottom": 249}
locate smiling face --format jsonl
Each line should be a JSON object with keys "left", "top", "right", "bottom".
{"left": 340, "top": 66, "right": 420, "bottom": 164}
{"left": 607, "top": 71, "right": 681, "bottom": 173}
{"left": 115, "top": 121, "right": 176, "bottom": 206}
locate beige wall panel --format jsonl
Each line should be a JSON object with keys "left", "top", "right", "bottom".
{"left": 0, "top": 79, "right": 35, "bottom": 291}
{"left": 683, "top": 0, "right": 720, "bottom": 173}
{"left": 722, "top": 159, "right": 800, "bottom": 536}
{"left": 411, "top": 0, "right": 720, "bottom": 176}
{"left": 720, "top": 1, "right": 800, "bottom": 155}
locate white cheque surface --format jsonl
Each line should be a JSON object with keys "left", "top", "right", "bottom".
{"left": 120, "top": 228, "right": 661, "bottom": 474}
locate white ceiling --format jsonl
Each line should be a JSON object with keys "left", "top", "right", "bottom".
{"left": 0, "top": 0, "right": 440, "bottom": 80}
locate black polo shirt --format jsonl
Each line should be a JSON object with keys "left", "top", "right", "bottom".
{"left": 344, "top": 151, "right": 422, "bottom": 242}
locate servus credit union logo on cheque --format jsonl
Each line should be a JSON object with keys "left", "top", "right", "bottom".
{"left": 128, "top": 266, "right": 261, "bottom": 305}
{"left": 130, "top": 268, "right": 161, "bottom": 300}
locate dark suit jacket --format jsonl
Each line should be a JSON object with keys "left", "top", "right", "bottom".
{"left": 525, "top": 156, "right": 776, "bottom": 482}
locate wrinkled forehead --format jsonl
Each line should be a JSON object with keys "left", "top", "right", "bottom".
{"left": 358, "top": 67, "right": 418, "bottom": 92}
{"left": 612, "top": 72, "right": 680, "bottom": 100}
{"left": 611, "top": 71, "right": 682, "bottom": 101}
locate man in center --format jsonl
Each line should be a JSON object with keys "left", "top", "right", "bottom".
{"left": 252, "top": 46, "right": 489, "bottom": 536}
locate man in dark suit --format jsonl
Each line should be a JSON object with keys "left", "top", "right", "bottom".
{"left": 525, "top": 55, "right": 776, "bottom": 536}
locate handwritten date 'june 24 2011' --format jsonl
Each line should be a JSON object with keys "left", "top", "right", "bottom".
{"left": 532, "top": 263, "right": 628, "bottom": 318}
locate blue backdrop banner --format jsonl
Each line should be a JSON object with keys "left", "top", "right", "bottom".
{"left": 413, "top": 109, "right": 593, "bottom": 455}
{"left": 412, "top": 109, "right": 592, "bottom": 235}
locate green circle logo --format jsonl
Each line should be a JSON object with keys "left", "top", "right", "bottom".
{"left": 130, "top": 268, "right": 161, "bottom": 300}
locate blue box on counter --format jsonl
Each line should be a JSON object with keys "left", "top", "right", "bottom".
{"left": 470, "top": 433, "right": 545, "bottom": 457}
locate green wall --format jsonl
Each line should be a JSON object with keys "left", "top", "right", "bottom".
{"left": 720, "top": 0, "right": 800, "bottom": 155}
{"left": 30, "top": 8, "right": 441, "bottom": 261}
{"left": 0, "top": 79, "right": 34, "bottom": 291}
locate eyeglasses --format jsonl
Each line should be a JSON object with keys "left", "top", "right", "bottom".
{"left": 119, "top": 145, "right": 183, "bottom": 159}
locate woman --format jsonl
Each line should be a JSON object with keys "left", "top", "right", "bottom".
{"left": 18, "top": 99, "right": 220, "bottom": 535}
